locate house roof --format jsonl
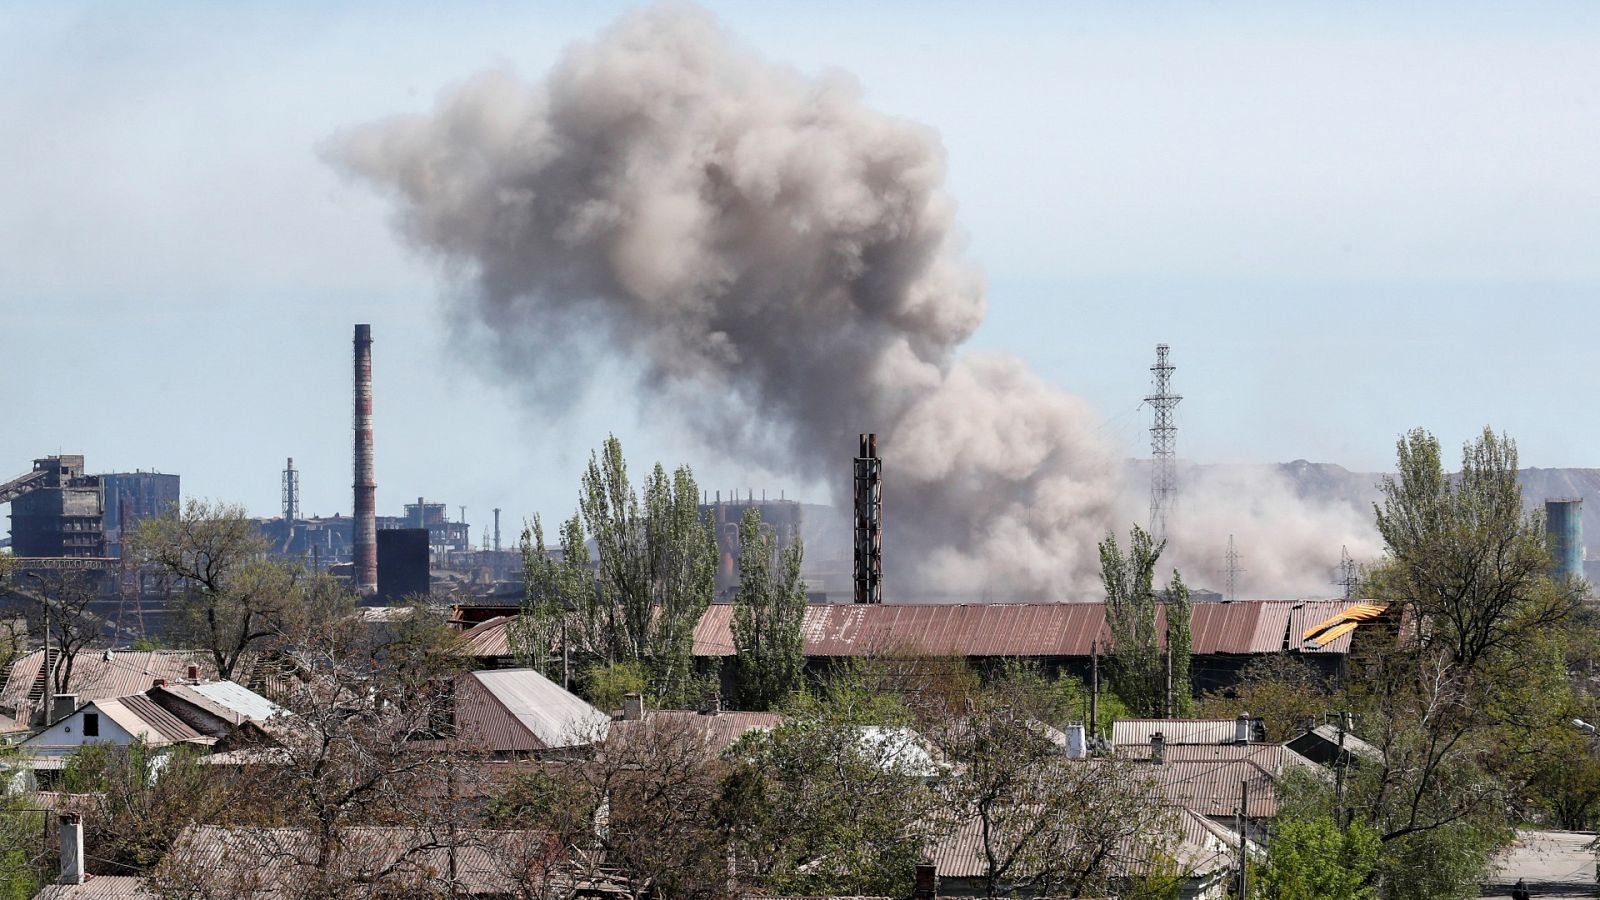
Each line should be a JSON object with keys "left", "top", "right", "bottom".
{"left": 459, "top": 616, "right": 514, "bottom": 658}
{"left": 33, "top": 876, "right": 154, "bottom": 899}
{"left": 1112, "top": 719, "right": 1246, "bottom": 746}
{"left": 692, "top": 599, "right": 1383, "bottom": 660}
{"left": 155, "top": 824, "right": 561, "bottom": 897}
{"left": 154, "top": 681, "right": 284, "bottom": 726}
{"left": 95, "top": 695, "right": 211, "bottom": 746}
{"left": 1143, "top": 759, "right": 1280, "bottom": 818}
{"left": 1288, "top": 723, "right": 1383, "bottom": 762}
{"left": 608, "top": 710, "right": 783, "bottom": 755}
{"left": 456, "top": 669, "right": 609, "bottom": 751}
{"left": 0, "top": 650, "right": 215, "bottom": 721}
{"left": 929, "top": 804, "right": 1242, "bottom": 881}
{"left": 1116, "top": 742, "right": 1322, "bottom": 776}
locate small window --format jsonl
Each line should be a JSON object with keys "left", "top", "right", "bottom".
{"left": 83, "top": 713, "right": 99, "bottom": 737}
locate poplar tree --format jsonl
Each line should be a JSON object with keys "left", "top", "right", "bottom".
{"left": 1099, "top": 526, "right": 1191, "bottom": 717}
{"left": 730, "top": 508, "right": 807, "bottom": 710}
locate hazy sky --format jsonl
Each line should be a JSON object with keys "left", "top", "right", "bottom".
{"left": 4, "top": 2, "right": 1599, "bottom": 539}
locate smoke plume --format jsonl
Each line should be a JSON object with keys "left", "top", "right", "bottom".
{"left": 329, "top": 5, "right": 1373, "bottom": 598}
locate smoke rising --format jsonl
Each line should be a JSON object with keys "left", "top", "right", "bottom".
{"left": 329, "top": 5, "right": 1373, "bottom": 598}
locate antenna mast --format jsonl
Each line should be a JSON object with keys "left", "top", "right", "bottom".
{"left": 1146, "top": 344, "right": 1182, "bottom": 541}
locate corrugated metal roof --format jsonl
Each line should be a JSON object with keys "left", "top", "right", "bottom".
{"left": 466, "top": 669, "right": 609, "bottom": 751}
{"left": 695, "top": 600, "right": 1367, "bottom": 660}
{"left": 609, "top": 710, "right": 782, "bottom": 755}
{"left": 928, "top": 803, "right": 1240, "bottom": 880}
{"left": 0, "top": 650, "right": 214, "bottom": 721}
{"left": 1301, "top": 601, "right": 1390, "bottom": 650}
{"left": 33, "top": 875, "right": 154, "bottom": 899}
{"left": 1116, "top": 742, "right": 1321, "bottom": 776}
{"left": 182, "top": 681, "right": 284, "bottom": 723}
{"left": 459, "top": 616, "right": 514, "bottom": 658}
{"left": 157, "top": 824, "right": 560, "bottom": 897}
{"left": 1113, "top": 719, "right": 1244, "bottom": 746}
{"left": 696, "top": 603, "right": 1113, "bottom": 658}
{"left": 1145, "top": 759, "right": 1279, "bottom": 818}
{"left": 98, "top": 694, "right": 209, "bottom": 745}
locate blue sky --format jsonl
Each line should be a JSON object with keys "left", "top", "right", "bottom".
{"left": 4, "top": 1, "right": 1599, "bottom": 536}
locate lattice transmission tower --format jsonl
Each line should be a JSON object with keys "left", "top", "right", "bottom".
{"left": 1335, "top": 545, "right": 1362, "bottom": 599}
{"left": 1224, "top": 534, "right": 1244, "bottom": 602}
{"left": 1146, "top": 344, "right": 1182, "bottom": 541}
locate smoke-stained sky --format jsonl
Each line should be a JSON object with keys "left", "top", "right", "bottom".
{"left": 4, "top": 2, "right": 1599, "bottom": 593}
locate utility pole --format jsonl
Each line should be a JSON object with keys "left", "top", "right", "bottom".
{"left": 1146, "top": 344, "right": 1182, "bottom": 543}
{"left": 1164, "top": 624, "right": 1174, "bottom": 718}
{"left": 1237, "top": 779, "right": 1250, "bottom": 898}
{"left": 1090, "top": 638, "right": 1100, "bottom": 737}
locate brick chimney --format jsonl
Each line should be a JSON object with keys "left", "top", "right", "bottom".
{"left": 1151, "top": 731, "right": 1166, "bottom": 765}
{"left": 59, "top": 812, "right": 84, "bottom": 885}
{"left": 1064, "top": 723, "right": 1087, "bottom": 759}
{"left": 913, "top": 861, "right": 937, "bottom": 900}
{"left": 187, "top": 665, "right": 200, "bottom": 681}
{"left": 622, "top": 692, "right": 644, "bottom": 722}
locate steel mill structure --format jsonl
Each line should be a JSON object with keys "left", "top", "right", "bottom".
{"left": 352, "top": 324, "right": 378, "bottom": 594}
{"left": 854, "top": 432, "right": 883, "bottom": 604}
{"left": 1545, "top": 498, "right": 1584, "bottom": 581}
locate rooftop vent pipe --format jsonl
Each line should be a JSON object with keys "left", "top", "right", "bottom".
{"left": 59, "top": 813, "right": 84, "bottom": 885}
{"left": 1236, "top": 713, "right": 1252, "bottom": 744}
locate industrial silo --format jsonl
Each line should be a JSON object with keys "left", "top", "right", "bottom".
{"left": 1545, "top": 498, "right": 1584, "bottom": 581}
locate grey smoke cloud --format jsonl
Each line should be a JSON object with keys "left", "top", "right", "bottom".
{"left": 327, "top": 5, "right": 1119, "bottom": 597}
{"left": 328, "top": 4, "right": 1372, "bottom": 598}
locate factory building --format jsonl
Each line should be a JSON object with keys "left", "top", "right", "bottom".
{"left": 5, "top": 456, "right": 105, "bottom": 558}
{"left": 102, "top": 471, "right": 181, "bottom": 558}
{"left": 699, "top": 493, "right": 803, "bottom": 595}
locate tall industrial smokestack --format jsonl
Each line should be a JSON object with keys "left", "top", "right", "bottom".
{"left": 353, "top": 324, "right": 378, "bottom": 594}
{"left": 854, "top": 433, "right": 882, "bottom": 604}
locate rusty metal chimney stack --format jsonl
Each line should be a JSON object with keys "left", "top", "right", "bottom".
{"left": 353, "top": 324, "right": 378, "bottom": 594}
{"left": 854, "top": 433, "right": 883, "bottom": 604}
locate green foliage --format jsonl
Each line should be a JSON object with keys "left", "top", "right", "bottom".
{"left": 513, "top": 512, "right": 590, "bottom": 681}
{"left": 1196, "top": 654, "right": 1332, "bottom": 742}
{"left": 730, "top": 507, "right": 807, "bottom": 710}
{"left": 719, "top": 703, "right": 937, "bottom": 895}
{"left": 0, "top": 789, "right": 42, "bottom": 899}
{"left": 1260, "top": 816, "right": 1379, "bottom": 900}
{"left": 581, "top": 659, "right": 648, "bottom": 712}
{"left": 1099, "top": 526, "right": 1191, "bottom": 717}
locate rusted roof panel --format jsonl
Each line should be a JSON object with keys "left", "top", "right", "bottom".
{"left": 1113, "top": 719, "right": 1243, "bottom": 746}
{"left": 33, "top": 875, "right": 155, "bottom": 899}
{"left": 0, "top": 650, "right": 215, "bottom": 722}
{"left": 698, "top": 600, "right": 1369, "bottom": 660}
{"left": 459, "top": 616, "right": 514, "bottom": 658}
{"left": 452, "top": 669, "right": 608, "bottom": 753}
{"left": 99, "top": 695, "right": 208, "bottom": 745}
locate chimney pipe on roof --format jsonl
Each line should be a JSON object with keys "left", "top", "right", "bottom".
{"left": 187, "top": 665, "right": 199, "bottom": 681}
{"left": 1236, "top": 713, "right": 1252, "bottom": 744}
{"left": 622, "top": 692, "right": 644, "bottom": 722}
{"left": 1151, "top": 731, "right": 1166, "bottom": 765}
{"left": 853, "top": 433, "right": 883, "bottom": 605}
{"left": 913, "top": 861, "right": 937, "bottom": 900}
{"left": 353, "top": 324, "right": 378, "bottom": 594}
{"left": 1064, "top": 723, "right": 1087, "bottom": 759}
{"left": 59, "top": 813, "right": 84, "bottom": 885}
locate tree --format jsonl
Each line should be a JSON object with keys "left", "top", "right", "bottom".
{"left": 721, "top": 671, "right": 934, "bottom": 895}
{"left": 512, "top": 513, "right": 591, "bottom": 684}
{"left": 1099, "top": 526, "right": 1191, "bottom": 717}
{"left": 730, "top": 507, "right": 807, "bottom": 710}
{"left": 931, "top": 695, "right": 1175, "bottom": 898}
{"left": 580, "top": 437, "right": 717, "bottom": 707}
{"left": 0, "top": 569, "right": 103, "bottom": 695}
{"left": 1307, "top": 427, "right": 1587, "bottom": 899}
{"left": 130, "top": 499, "right": 296, "bottom": 680}
{"left": 1197, "top": 654, "right": 1333, "bottom": 742}
{"left": 1259, "top": 815, "right": 1379, "bottom": 900}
